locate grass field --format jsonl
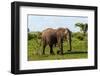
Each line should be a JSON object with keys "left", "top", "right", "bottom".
{"left": 28, "top": 32, "right": 88, "bottom": 61}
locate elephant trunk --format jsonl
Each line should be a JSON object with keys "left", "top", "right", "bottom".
{"left": 68, "top": 31, "right": 72, "bottom": 52}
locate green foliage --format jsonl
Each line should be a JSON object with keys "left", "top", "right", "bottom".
{"left": 28, "top": 33, "right": 34, "bottom": 40}
{"left": 28, "top": 32, "right": 42, "bottom": 40}
{"left": 36, "top": 32, "right": 42, "bottom": 39}
{"left": 72, "top": 32, "right": 87, "bottom": 41}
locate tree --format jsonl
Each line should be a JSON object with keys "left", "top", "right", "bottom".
{"left": 28, "top": 28, "right": 30, "bottom": 32}
{"left": 75, "top": 23, "right": 88, "bottom": 34}
{"left": 83, "top": 23, "right": 88, "bottom": 34}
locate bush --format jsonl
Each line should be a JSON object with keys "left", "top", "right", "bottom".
{"left": 72, "top": 32, "right": 85, "bottom": 41}
{"left": 37, "top": 32, "right": 42, "bottom": 39}
{"left": 28, "top": 32, "right": 42, "bottom": 40}
{"left": 77, "top": 34, "right": 84, "bottom": 40}
{"left": 32, "top": 34, "right": 37, "bottom": 39}
{"left": 28, "top": 33, "right": 34, "bottom": 40}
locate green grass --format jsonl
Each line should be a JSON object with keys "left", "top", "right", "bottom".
{"left": 28, "top": 32, "right": 88, "bottom": 61}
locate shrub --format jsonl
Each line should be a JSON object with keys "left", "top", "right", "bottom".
{"left": 77, "top": 34, "right": 84, "bottom": 40}
{"left": 32, "top": 34, "right": 37, "bottom": 39}
{"left": 72, "top": 32, "right": 85, "bottom": 41}
{"left": 28, "top": 32, "right": 42, "bottom": 40}
{"left": 37, "top": 32, "right": 42, "bottom": 39}
{"left": 28, "top": 33, "right": 34, "bottom": 40}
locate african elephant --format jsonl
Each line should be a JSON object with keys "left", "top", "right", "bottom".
{"left": 41, "top": 27, "right": 72, "bottom": 55}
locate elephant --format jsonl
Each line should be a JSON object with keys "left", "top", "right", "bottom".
{"left": 41, "top": 27, "right": 72, "bottom": 55}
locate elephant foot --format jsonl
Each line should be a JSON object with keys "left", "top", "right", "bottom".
{"left": 50, "top": 52, "right": 55, "bottom": 55}
{"left": 57, "top": 50, "right": 64, "bottom": 55}
{"left": 51, "top": 53, "right": 55, "bottom": 55}
{"left": 61, "top": 53, "right": 64, "bottom": 55}
{"left": 57, "top": 50, "right": 60, "bottom": 54}
{"left": 42, "top": 52, "right": 45, "bottom": 55}
{"left": 68, "top": 50, "right": 71, "bottom": 52}
{"left": 60, "top": 52, "right": 64, "bottom": 55}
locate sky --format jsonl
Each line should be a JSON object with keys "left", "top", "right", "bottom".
{"left": 28, "top": 15, "right": 88, "bottom": 32}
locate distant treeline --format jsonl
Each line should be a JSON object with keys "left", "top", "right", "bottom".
{"left": 28, "top": 31, "right": 87, "bottom": 41}
{"left": 28, "top": 22, "right": 88, "bottom": 41}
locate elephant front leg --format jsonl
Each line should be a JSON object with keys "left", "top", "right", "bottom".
{"left": 49, "top": 45, "right": 54, "bottom": 55}
{"left": 57, "top": 39, "right": 63, "bottom": 55}
{"left": 61, "top": 41, "right": 64, "bottom": 55}
{"left": 42, "top": 45, "right": 46, "bottom": 55}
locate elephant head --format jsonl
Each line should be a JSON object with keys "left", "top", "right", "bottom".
{"left": 56, "top": 28, "right": 72, "bottom": 54}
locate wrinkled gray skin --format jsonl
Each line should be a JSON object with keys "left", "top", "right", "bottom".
{"left": 41, "top": 28, "right": 71, "bottom": 55}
